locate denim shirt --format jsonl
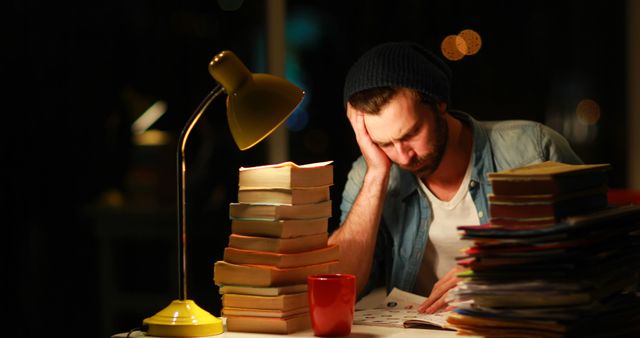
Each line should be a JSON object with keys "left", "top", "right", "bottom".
{"left": 338, "top": 111, "right": 583, "bottom": 297}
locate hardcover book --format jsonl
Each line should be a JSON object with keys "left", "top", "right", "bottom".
{"left": 489, "top": 189, "right": 608, "bottom": 220}
{"left": 488, "top": 161, "right": 610, "bottom": 196}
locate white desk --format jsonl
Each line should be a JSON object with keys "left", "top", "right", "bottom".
{"left": 113, "top": 324, "right": 461, "bottom": 338}
{"left": 112, "top": 289, "right": 472, "bottom": 338}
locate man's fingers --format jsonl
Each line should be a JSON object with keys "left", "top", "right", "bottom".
{"left": 429, "top": 275, "right": 457, "bottom": 302}
{"left": 425, "top": 296, "right": 447, "bottom": 314}
{"left": 421, "top": 293, "right": 447, "bottom": 314}
{"left": 418, "top": 296, "right": 436, "bottom": 313}
{"left": 418, "top": 266, "right": 465, "bottom": 314}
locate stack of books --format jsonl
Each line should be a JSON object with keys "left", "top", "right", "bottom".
{"left": 487, "top": 161, "right": 610, "bottom": 228}
{"left": 447, "top": 161, "right": 640, "bottom": 337}
{"left": 213, "top": 161, "right": 339, "bottom": 334}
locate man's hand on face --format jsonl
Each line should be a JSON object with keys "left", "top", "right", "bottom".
{"left": 346, "top": 103, "right": 391, "bottom": 175}
{"left": 417, "top": 265, "right": 465, "bottom": 314}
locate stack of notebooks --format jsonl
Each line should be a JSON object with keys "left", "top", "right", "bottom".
{"left": 447, "top": 161, "right": 640, "bottom": 337}
{"left": 213, "top": 160, "right": 339, "bottom": 334}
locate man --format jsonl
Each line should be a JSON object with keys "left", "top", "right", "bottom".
{"left": 327, "top": 41, "right": 582, "bottom": 313}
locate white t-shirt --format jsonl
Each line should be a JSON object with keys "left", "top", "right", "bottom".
{"left": 414, "top": 161, "right": 479, "bottom": 296}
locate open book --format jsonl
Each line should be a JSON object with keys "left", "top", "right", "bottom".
{"left": 353, "top": 288, "right": 454, "bottom": 330}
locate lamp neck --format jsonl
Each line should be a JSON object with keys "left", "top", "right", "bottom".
{"left": 177, "top": 84, "right": 225, "bottom": 300}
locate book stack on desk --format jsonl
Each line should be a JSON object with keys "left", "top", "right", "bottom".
{"left": 447, "top": 161, "right": 640, "bottom": 337}
{"left": 487, "top": 161, "right": 610, "bottom": 228}
{"left": 213, "top": 161, "right": 339, "bottom": 334}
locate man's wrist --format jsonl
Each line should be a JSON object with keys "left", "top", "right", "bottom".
{"left": 364, "top": 168, "right": 390, "bottom": 189}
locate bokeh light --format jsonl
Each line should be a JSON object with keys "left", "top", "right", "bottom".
{"left": 458, "top": 29, "right": 482, "bottom": 55}
{"left": 441, "top": 29, "right": 482, "bottom": 61}
{"left": 441, "top": 35, "right": 465, "bottom": 61}
{"left": 576, "top": 98, "right": 601, "bottom": 125}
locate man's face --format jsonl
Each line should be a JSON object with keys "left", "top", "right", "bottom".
{"left": 364, "top": 89, "right": 448, "bottom": 178}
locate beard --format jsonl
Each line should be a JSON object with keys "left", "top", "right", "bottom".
{"left": 406, "top": 111, "right": 448, "bottom": 178}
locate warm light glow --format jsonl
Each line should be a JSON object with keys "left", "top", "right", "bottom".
{"left": 441, "top": 29, "right": 482, "bottom": 61}
{"left": 132, "top": 100, "right": 168, "bottom": 134}
{"left": 133, "top": 129, "right": 172, "bottom": 146}
{"left": 458, "top": 29, "right": 482, "bottom": 55}
{"left": 441, "top": 35, "right": 465, "bottom": 61}
{"left": 576, "top": 98, "right": 601, "bottom": 125}
{"left": 454, "top": 35, "right": 469, "bottom": 55}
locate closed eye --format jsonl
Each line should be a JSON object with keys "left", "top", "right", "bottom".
{"left": 399, "top": 124, "right": 421, "bottom": 141}
{"left": 374, "top": 123, "right": 421, "bottom": 148}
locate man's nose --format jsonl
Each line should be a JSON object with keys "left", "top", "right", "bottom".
{"left": 393, "top": 142, "right": 414, "bottom": 165}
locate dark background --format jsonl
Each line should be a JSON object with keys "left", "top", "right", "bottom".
{"left": 6, "top": 1, "right": 632, "bottom": 338}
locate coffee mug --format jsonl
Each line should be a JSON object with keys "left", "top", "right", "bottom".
{"left": 307, "top": 274, "right": 356, "bottom": 337}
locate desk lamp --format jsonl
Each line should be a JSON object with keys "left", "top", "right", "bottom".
{"left": 142, "top": 50, "right": 304, "bottom": 336}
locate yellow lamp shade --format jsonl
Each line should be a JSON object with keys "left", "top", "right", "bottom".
{"left": 208, "top": 50, "right": 305, "bottom": 150}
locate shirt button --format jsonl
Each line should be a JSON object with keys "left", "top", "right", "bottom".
{"left": 478, "top": 211, "right": 484, "bottom": 218}
{"left": 469, "top": 181, "right": 477, "bottom": 188}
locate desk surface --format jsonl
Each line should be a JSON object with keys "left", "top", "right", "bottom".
{"left": 114, "top": 289, "right": 469, "bottom": 338}
{"left": 113, "top": 324, "right": 462, "bottom": 338}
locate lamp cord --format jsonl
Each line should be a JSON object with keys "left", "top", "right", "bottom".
{"left": 177, "top": 84, "right": 225, "bottom": 300}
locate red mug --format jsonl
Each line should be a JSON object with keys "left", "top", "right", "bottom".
{"left": 307, "top": 274, "right": 356, "bottom": 337}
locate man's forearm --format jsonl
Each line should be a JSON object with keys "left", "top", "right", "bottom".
{"left": 328, "top": 170, "right": 389, "bottom": 295}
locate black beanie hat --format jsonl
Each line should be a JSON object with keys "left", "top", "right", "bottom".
{"left": 343, "top": 41, "right": 452, "bottom": 107}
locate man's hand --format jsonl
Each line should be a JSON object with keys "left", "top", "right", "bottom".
{"left": 346, "top": 103, "right": 391, "bottom": 174}
{"left": 417, "top": 265, "right": 465, "bottom": 313}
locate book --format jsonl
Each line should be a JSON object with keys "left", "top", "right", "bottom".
{"left": 225, "top": 313, "right": 311, "bottom": 334}
{"left": 454, "top": 290, "right": 593, "bottom": 308}
{"left": 222, "top": 306, "right": 308, "bottom": 318}
{"left": 488, "top": 190, "right": 608, "bottom": 220}
{"left": 229, "top": 200, "right": 332, "bottom": 220}
{"left": 446, "top": 311, "right": 566, "bottom": 335}
{"left": 488, "top": 217, "right": 557, "bottom": 229}
{"left": 222, "top": 292, "right": 308, "bottom": 311}
{"left": 463, "top": 204, "right": 640, "bottom": 238}
{"left": 353, "top": 288, "right": 454, "bottom": 330}
{"left": 231, "top": 217, "right": 328, "bottom": 238}
{"left": 487, "top": 185, "right": 608, "bottom": 204}
{"left": 354, "top": 308, "right": 451, "bottom": 329}
{"left": 224, "top": 244, "right": 339, "bottom": 268}
{"left": 219, "top": 284, "right": 307, "bottom": 296}
{"left": 447, "top": 201, "right": 640, "bottom": 337}
{"left": 214, "top": 260, "right": 337, "bottom": 287}
{"left": 488, "top": 161, "right": 610, "bottom": 195}
{"left": 228, "top": 233, "right": 328, "bottom": 253}
{"left": 239, "top": 160, "right": 333, "bottom": 189}
{"left": 238, "top": 186, "right": 330, "bottom": 205}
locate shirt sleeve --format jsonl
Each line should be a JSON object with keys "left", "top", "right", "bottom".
{"left": 536, "top": 123, "right": 584, "bottom": 164}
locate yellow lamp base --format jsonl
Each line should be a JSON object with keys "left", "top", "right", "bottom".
{"left": 143, "top": 299, "right": 224, "bottom": 337}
